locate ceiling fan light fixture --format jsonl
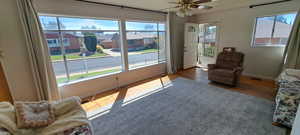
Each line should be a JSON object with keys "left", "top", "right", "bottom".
{"left": 176, "top": 11, "right": 185, "bottom": 17}
{"left": 170, "top": 0, "right": 215, "bottom": 17}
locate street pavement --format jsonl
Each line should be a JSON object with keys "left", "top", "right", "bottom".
{"left": 52, "top": 52, "right": 158, "bottom": 76}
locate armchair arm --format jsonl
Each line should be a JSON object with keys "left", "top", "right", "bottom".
{"left": 233, "top": 67, "right": 243, "bottom": 73}
{"left": 208, "top": 64, "right": 217, "bottom": 70}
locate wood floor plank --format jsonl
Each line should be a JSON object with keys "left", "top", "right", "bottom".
{"left": 82, "top": 68, "right": 277, "bottom": 112}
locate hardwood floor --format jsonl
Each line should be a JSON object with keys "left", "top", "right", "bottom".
{"left": 178, "top": 68, "right": 277, "bottom": 101}
{"left": 82, "top": 67, "right": 277, "bottom": 112}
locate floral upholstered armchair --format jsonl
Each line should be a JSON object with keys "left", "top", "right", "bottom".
{"left": 0, "top": 97, "right": 93, "bottom": 135}
{"left": 208, "top": 47, "right": 244, "bottom": 86}
{"left": 274, "top": 69, "right": 300, "bottom": 127}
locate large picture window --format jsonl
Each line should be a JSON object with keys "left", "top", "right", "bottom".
{"left": 252, "top": 13, "right": 297, "bottom": 47}
{"left": 39, "top": 16, "right": 122, "bottom": 84}
{"left": 125, "top": 21, "right": 166, "bottom": 69}
{"left": 39, "top": 16, "right": 167, "bottom": 85}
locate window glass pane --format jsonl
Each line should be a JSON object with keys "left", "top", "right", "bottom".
{"left": 39, "top": 15, "right": 122, "bottom": 84}
{"left": 203, "top": 25, "right": 217, "bottom": 57}
{"left": 39, "top": 16, "right": 58, "bottom": 30}
{"left": 126, "top": 22, "right": 158, "bottom": 31}
{"left": 62, "top": 31, "right": 122, "bottom": 83}
{"left": 59, "top": 17, "right": 119, "bottom": 30}
{"left": 159, "top": 23, "right": 166, "bottom": 31}
{"left": 127, "top": 32, "right": 159, "bottom": 69}
{"left": 254, "top": 16, "right": 275, "bottom": 46}
{"left": 44, "top": 32, "right": 68, "bottom": 84}
{"left": 273, "top": 13, "right": 297, "bottom": 45}
{"left": 204, "top": 26, "right": 216, "bottom": 43}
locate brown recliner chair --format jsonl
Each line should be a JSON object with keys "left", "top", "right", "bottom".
{"left": 208, "top": 47, "right": 244, "bottom": 86}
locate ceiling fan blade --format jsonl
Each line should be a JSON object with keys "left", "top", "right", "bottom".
{"left": 190, "top": 4, "right": 213, "bottom": 9}
{"left": 190, "top": 4, "right": 200, "bottom": 8}
{"left": 198, "top": 5, "right": 213, "bottom": 9}
{"left": 160, "top": 6, "right": 181, "bottom": 10}
{"left": 193, "top": 0, "right": 212, "bottom": 4}
{"left": 168, "top": 2, "right": 180, "bottom": 4}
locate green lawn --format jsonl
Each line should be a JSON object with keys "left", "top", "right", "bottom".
{"left": 51, "top": 53, "right": 108, "bottom": 61}
{"left": 57, "top": 68, "right": 120, "bottom": 84}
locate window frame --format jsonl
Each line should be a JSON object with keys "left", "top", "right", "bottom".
{"left": 39, "top": 14, "right": 167, "bottom": 86}
{"left": 40, "top": 14, "right": 123, "bottom": 85}
{"left": 251, "top": 11, "right": 297, "bottom": 48}
{"left": 125, "top": 20, "right": 167, "bottom": 70}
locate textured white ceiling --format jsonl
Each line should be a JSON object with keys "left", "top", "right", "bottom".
{"left": 84, "top": 0, "right": 291, "bottom": 14}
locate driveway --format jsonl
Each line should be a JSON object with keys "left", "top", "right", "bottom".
{"left": 52, "top": 52, "right": 158, "bottom": 76}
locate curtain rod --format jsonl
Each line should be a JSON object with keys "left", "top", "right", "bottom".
{"left": 249, "top": 0, "right": 292, "bottom": 8}
{"left": 74, "top": 0, "right": 167, "bottom": 14}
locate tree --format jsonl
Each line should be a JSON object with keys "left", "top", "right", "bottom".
{"left": 81, "top": 25, "right": 98, "bottom": 30}
{"left": 83, "top": 32, "right": 97, "bottom": 53}
{"left": 276, "top": 16, "right": 289, "bottom": 24}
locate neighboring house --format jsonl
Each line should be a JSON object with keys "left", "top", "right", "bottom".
{"left": 100, "top": 39, "right": 114, "bottom": 49}
{"left": 46, "top": 32, "right": 158, "bottom": 54}
{"left": 255, "top": 20, "right": 293, "bottom": 45}
{"left": 97, "top": 33, "right": 114, "bottom": 49}
{"left": 45, "top": 33, "right": 81, "bottom": 55}
{"left": 110, "top": 33, "right": 157, "bottom": 51}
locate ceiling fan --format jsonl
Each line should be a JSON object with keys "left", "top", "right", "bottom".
{"left": 163, "top": 0, "right": 214, "bottom": 17}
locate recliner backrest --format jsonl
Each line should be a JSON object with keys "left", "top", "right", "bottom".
{"left": 216, "top": 47, "right": 244, "bottom": 70}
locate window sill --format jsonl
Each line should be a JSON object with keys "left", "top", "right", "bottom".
{"left": 129, "top": 61, "right": 166, "bottom": 71}
{"left": 251, "top": 45, "right": 286, "bottom": 48}
{"left": 58, "top": 71, "right": 122, "bottom": 87}
{"left": 57, "top": 62, "right": 166, "bottom": 87}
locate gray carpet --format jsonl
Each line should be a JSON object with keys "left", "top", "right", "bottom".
{"left": 90, "top": 77, "right": 286, "bottom": 135}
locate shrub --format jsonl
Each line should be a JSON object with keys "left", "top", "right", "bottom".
{"left": 96, "top": 45, "right": 104, "bottom": 53}
{"left": 83, "top": 32, "right": 97, "bottom": 52}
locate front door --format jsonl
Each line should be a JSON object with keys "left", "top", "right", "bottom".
{"left": 184, "top": 23, "right": 199, "bottom": 69}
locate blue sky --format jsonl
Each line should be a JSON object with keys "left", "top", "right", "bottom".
{"left": 280, "top": 13, "right": 297, "bottom": 24}
{"left": 39, "top": 16, "right": 165, "bottom": 31}
{"left": 260, "top": 13, "right": 297, "bottom": 24}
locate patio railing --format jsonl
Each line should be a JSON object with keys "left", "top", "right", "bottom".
{"left": 203, "top": 45, "right": 215, "bottom": 57}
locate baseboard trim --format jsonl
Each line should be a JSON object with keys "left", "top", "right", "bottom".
{"left": 242, "top": 72, "right": 275, "bottom": 80}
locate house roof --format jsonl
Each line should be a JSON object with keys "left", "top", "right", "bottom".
{"left": 101, "top": 39, "right": 113, "bottom": 43}
{"left": 45, "top": 32, "right": 157, "bottom": 41}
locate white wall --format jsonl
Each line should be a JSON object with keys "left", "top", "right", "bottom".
{"left": 0, "top": 0, "right": 38, "bottom": 101}
{"left": 188, "top": 1, "right": 300, "bottom": 79}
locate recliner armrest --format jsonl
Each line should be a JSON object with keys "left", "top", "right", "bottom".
{"left": 208, "top": 64, "right": 217, "bottom": 70}
{"left": 233, "top": 67, "right": 243, "bottom": 73}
